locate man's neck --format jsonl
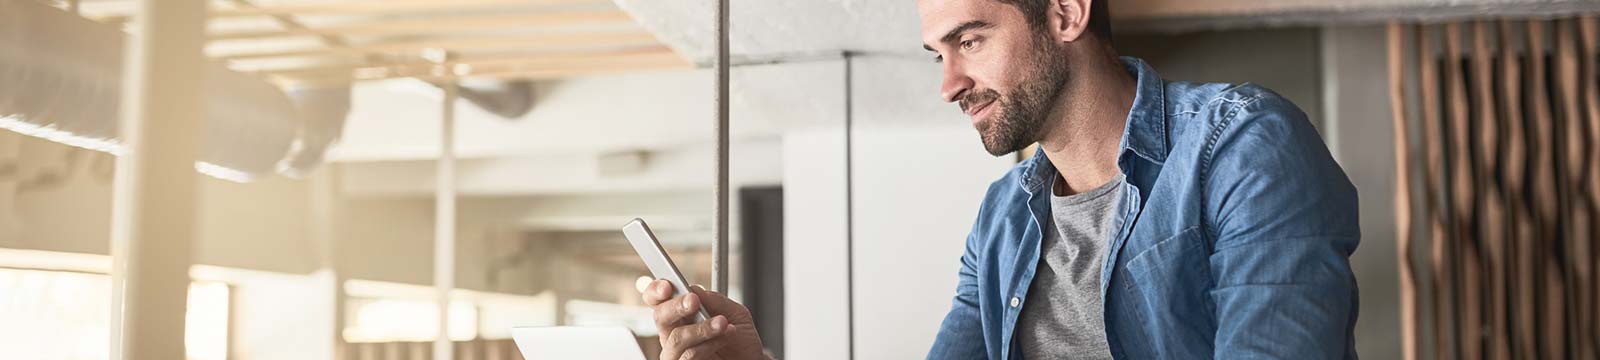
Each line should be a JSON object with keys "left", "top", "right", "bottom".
{"left": 1038, "top": 55, "right": 1137, "bottom": 196}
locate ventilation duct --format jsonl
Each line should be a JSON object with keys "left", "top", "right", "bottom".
{"left": 279, "top": 85, "right": 350, "bottom": 178}
{"left": 455, "top": 79, "right": 536, "bottom": 119}
{"left": 0, "top": 0, "right": 544, "bottom": 182}
{"left": 0, "top": 0, "right": 316, "bottom": 182}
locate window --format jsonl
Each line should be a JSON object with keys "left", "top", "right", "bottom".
{"left": 342, "top": 297, "right": 478, "bottom": 343}
{"left": 0, "top": 267, "right": 229, "bottom": 360}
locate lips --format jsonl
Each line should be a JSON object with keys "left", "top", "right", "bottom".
{"left": 964, "top": 99, "right": 995, "bottom": 123}
{"left": 963, "top": 99, "right": 992, "bottom": 116}
{"left": 960, "top": 90, "right": 1000, "bottom": 122}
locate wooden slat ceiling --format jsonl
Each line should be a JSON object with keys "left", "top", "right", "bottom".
{"left": 48, "top": 0, "right": 691, "bottom": 86}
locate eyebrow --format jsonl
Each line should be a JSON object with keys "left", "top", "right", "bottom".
{"left": 922, "top": 20, "right": 993, "bottom": 52}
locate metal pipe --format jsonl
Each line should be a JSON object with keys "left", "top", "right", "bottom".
{"left": 843, "top": 52, "right": 855, "bottom": 360}
{"left": 107, "top": 0, "right": 209, "bottom": 358}
{"left": 434, "top": 80, "right": 459, "bottom": 360}
{"left": 310, "top": 167, "right": 346, "bottom": 360}
{"left": 712, "top": 0, "right": 730, "bottom": 294}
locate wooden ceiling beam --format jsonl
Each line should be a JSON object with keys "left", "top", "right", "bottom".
{"left": 207, "top": 10, "right": 634, "bottom": 41}
{"left": 434, "top": 59, "right": 688, "bottom": 81}
{"left": 88, "top": 0, "right": 610, "bottom": 21}
{"left": 269, "top": 54, "right": 689, "bottom": 87}
{"left": 257, "top": 46, "right": 680, "bottom": 79}
{"left": 209, "top": 30, "right": 662, "bottom": 61}
{"left": 215, "top": 0, "right": 604, "bottom": 17}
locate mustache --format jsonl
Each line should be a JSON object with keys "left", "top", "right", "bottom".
{"left": 959, "top": 89, "right": 1000, "bottom": 113}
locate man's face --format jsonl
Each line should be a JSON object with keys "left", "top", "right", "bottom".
{"left": 919, "top": 0, "right": 1069, "bottom": 156}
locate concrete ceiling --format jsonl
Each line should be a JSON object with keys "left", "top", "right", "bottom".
{"left": 617, "top": 0, "right": 1600, "bottom": 63}
{"left": 613, "top": 0, "right": 925, "bottom": 63}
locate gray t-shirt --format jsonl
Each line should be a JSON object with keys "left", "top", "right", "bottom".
{"left": 1015, "top": 174, "right": 1123, "bottom": 360}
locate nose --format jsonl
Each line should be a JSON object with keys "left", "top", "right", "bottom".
{"left": 940, "top": 60, "right": 973, "bottom": 103}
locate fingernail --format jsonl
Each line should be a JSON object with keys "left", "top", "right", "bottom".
{"left": 711, "top": 316, "right": 727, "bottom": 331}
{"left": 682, "top": 293, "right": 697, "bottom": 310}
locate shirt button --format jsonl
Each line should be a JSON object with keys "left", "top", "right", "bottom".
{"left": 1010, "top": 297, "right": 1021, "bottom": 308}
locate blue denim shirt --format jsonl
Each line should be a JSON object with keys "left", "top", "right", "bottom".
{"left": 927, "top": 57, "right": 1360, "bottom": 359}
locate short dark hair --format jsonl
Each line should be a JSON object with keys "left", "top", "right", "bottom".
{"left": 994, "top": 0, "right": 1112, "bottom": 39}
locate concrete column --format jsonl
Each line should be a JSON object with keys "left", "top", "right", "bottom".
{"left": 107, "top": 0, "right": 209, "bottom": 359}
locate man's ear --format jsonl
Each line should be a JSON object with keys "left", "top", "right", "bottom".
{"left": 1046, "top": 0, "right": 1092, "bottom": 43}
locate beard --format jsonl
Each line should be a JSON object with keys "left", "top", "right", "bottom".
{"left": 965, "top": 34, "right": 1070, "bottom": 156}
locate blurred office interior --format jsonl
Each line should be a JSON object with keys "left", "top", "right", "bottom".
{"left": 2, "top": 0, "right": 1599, "bottom": 359}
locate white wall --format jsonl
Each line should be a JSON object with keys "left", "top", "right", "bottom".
{"left": 1321, "top": 25, "right": 1403, "bottom": 359}
{"left": 1117, "top": 28, "right": 1325, "bottom": 129}
{"left": 779, "top": 55, "right": 1015, "bottom": 359}
{"left": 781, "top": 128, "right": 849, "bottom": 360}
{"left": 850, "top": 125, "right": 1013, "bottom": 358}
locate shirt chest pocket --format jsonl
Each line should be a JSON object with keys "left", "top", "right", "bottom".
{"left": 1123, "top": 227, "right": 1218, "bottom": 337}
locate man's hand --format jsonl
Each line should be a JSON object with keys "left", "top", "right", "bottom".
{"left": 640, "top": 280, "right": 766, "bottom": 360}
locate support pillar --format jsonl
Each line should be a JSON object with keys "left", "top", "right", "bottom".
{"left": 108, "top": 0, "right": 209, "bottom": 358}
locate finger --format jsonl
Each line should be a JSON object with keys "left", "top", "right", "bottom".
{"left": 653, "top": 292, "right": 702, "bottom": 337}
{"left": 642, "top": 280, "right": 674, "bottom": 306}
{"left": 676, "top": 340, "right": 727, "bottom": 360}
{"left": 688, "top": 285, "right": 739, "bottom": 315}
{"left": 664, "top": 315, "right": 730, "bottom": 357}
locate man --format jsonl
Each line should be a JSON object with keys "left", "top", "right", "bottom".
{"left": 641, "top": 0, "right": 1361, "bottom": 358}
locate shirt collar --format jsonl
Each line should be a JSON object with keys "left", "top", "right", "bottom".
{"left": 1118, "top": 56, "right": 1169, "bottom": 165}
{"left": 1018, "top": 56, "right": 1169, "bottom": 194}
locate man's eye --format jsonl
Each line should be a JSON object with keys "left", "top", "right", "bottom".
{"left": 960, "top": 39, "right": 979, "bottom": 51}
{"left": 934, "top": 55, "right": 944, "bottom": 63}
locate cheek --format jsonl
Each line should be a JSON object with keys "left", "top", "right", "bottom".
{"left": 969, "top": 38, "right": 1034, "bottom": 93}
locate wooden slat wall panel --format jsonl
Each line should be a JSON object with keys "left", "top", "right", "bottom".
{"left": 1388, "top": 22, "right": 1421, "bottom": 360}
{"left": 1580, "top": 16, "right": 1600, "bottom": 359}
{"left": 1395, "top": 15, "right": 1599, "bottom": 360}
{"left": 1442, "top": 23, "right": 1487, "bottom": 360}
{"left": 1495, "top": 19, "right": 1540, "bottom": 360}
{"left": 1469, "top": 20, "right": 1511, "bottom": 360}
{"left": 1554, "top": 18, "right": 1594, "bottom": 360}
{"left": 1523, "top": 20, "right": 1569, "bottom": 360}
{"left": 1418, "top": 24, "right": 1457, "bottom": 360}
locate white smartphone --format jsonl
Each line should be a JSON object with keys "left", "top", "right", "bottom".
{"left": 622, "top": 218, "right": 709, "bottom": 323}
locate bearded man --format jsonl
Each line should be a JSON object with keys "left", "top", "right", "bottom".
{"left": 641, "top": 0, "right": 1361, "bottom": 358}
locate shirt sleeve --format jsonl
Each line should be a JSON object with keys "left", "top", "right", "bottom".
{"left": 1201, "top": 94, "right": 1361, "bottom": 359}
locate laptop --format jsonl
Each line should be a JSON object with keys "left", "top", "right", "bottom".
{"left": 510, "top": 326, "right": 647, "bottom": 360}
